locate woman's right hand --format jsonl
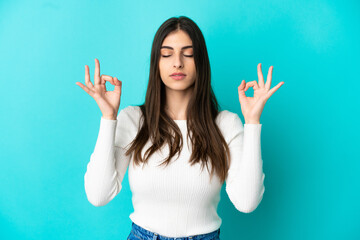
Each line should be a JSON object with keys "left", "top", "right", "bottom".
{"left": 76, "top": 58, "right": 122, "bottom": 120}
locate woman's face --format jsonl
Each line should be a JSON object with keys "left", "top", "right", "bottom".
{"left": 159, "top": 30, "right": 196, "bottom": 92}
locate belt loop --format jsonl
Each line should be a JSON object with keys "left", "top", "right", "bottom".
{"left": 153, "top": 233, "right": 158, "bottom": 240}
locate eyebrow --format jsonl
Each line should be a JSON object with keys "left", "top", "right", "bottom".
{"left": 160, "top": 45, "right": 193, "bottom": 50}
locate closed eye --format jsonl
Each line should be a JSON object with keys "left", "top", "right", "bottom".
{"left": 161, "top": 55, "right": 193, "bottom": 57}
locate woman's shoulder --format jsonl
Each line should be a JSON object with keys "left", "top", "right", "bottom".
{"left": 114, "top": 105, "right": 143, "bottom": 149}
{"left": 117, "top": 105, "right": 143, "bottom": 127}
{"left": 215, "top": 109, "right": 243, "bottom": 142}
{"left": 215, "top": 109, "right": 240, "bottom": 125}
{"left": 120, "top": 105, "right": 141, "bottom": 113}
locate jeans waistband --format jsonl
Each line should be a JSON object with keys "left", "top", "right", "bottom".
{"left": 131, "top": 222, "right": 220, "bottom": 240}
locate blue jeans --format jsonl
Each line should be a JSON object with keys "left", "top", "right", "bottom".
{"left": 127, "top": 222, "right": 221, "bottom": 240}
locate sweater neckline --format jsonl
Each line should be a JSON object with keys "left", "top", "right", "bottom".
{"left": 174, "top": 120, "right": 187, "bottom": 124}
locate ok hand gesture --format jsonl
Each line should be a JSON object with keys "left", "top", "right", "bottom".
{"left": 238, "top": 63, "right": 284, "bottom": 124}
{"left": 76, "top": 59, "right": 122, "bottom": 120}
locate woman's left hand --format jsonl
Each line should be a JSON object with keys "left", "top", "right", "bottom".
{"left": 238, "top": 63, "right": 284, "bottom": 124}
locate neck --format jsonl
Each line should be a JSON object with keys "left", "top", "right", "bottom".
{"left": 165, "top": 86, "right": 193, "bottom": 120}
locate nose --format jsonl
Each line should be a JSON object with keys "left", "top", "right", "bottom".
{"left": 173, "top": 54, "right": 184, "bottom": 69}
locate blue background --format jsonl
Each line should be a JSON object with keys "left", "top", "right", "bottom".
{"left": 0, "top": 0, "right": 359, "bottom": 239}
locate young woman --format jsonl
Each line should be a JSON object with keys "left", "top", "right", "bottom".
{"left": 76, "top": 16, "right": 284, "bottom": 240}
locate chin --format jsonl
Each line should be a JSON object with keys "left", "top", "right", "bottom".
{"left": 166, "top": 83, "right": 194, "bottom": 91}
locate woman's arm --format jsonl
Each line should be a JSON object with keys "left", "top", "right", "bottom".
{"left": 84, "top": 108, "right": 133, "bottom": 207}
{"left": 225, "top": 113, "right": 265, "bottom": 213}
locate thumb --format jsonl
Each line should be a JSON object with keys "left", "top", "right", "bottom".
{"left": 238, "top": 80, "right": 246, "bottom": 104}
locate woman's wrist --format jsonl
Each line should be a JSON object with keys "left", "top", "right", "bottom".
{"left": 245, "top": 119, "right": 260, "bottom": 124}
{"left": 102, "top": 115, "right": 117, "bottom": 120}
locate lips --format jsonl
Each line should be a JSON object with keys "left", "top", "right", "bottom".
{"left": 171, "top": 75, "right": 186, "bottom": 80}
{"left": 170, "top": 72, "right": 186, "bottom": 76}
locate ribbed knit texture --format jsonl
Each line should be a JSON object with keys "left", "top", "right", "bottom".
{"left": 84, "top": 105, "right": 265, "bottom": 237}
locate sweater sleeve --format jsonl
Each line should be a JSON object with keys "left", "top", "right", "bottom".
{"left": 84, "top": 106, "right": 138, "bottom": 207}
{"left": 225, "top": 113, "right": 265, "bottom": 213}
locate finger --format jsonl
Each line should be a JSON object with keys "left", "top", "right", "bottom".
{"left": 101, "top": 75, "right": 114, "bottom": 85}
{"left": 101, "top": 76, "right": 122, "bottom": 94}
{"left": 76, "top": 82, "right": 95, "bottom": 97}
{"left": 265, "top": 66, "right": 273, "bottom": 90}
{"left": 244, "top": 81, "right": 259, "bottom": 91}
{"left": 85, "top": 65, "right": 94, "bottom": 89}
{"left": 94, "top": 58, "right": 101, "bottom": 85}
{"left": 113, "top": 77, "right": 122, "bottom": 94}
{"left": 265, "top": 82, "right": 284, "bottom": 100}
{"left": 257, "top": 63, "right": 265, "bottom": 88}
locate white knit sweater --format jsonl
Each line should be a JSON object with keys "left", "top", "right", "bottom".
{"left": 84, "top": 105, "right": 265, "bottom": 237}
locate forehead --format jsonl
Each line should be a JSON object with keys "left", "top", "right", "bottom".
{"left": 161, "top": 30, "right": 192, "bottom": 49}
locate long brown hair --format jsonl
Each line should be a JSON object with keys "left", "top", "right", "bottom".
{"left": 125, "top": 16, "right": 231, "bottom": 184}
